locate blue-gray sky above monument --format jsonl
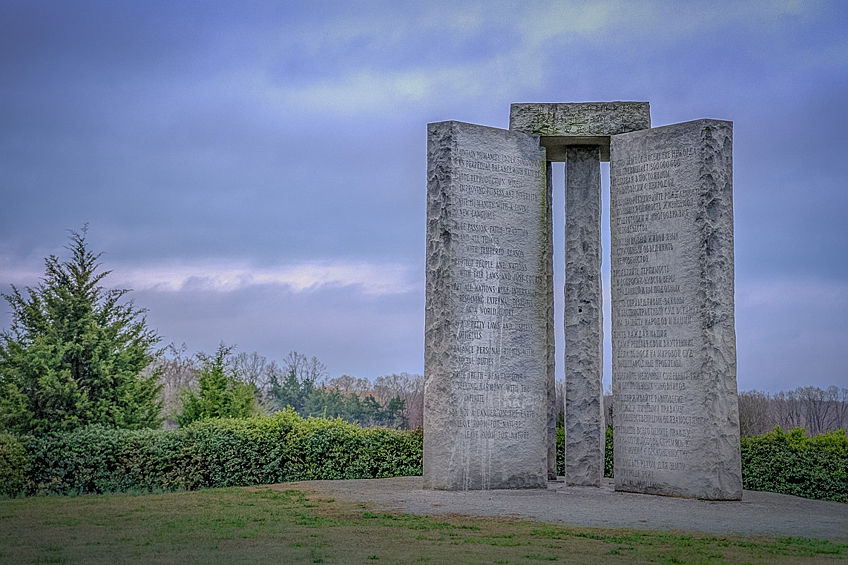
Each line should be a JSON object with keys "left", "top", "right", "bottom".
{"left": 1, "top": 0, "right": 846, "bottom": 392}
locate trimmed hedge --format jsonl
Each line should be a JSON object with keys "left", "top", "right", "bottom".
{"left": 2, "top": 410, "right": 422, "bottom": 497}
{"left": 741, "top": 427, "right": 847, "bottom": 503}
{"left": 2, "top": 416, "right": 846, "bottom": 503}
{"left": 557, "top": 425, "right": 845, "bottom": 503}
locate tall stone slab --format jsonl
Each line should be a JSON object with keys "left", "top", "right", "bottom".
{"left": 425, "top": 121, "right": 549, "bottom": 490}
{"left": 610, "top": 119, "right": 741, "bottom": 500}
{"left": 564, "top": 146, "right": 605, "bottom": 487}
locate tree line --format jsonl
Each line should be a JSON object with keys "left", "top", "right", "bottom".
{"left": 736, "top": 387, "right": 848, "bottom": 436}
{"left": 0, "top": 228, "right": 423, "bottom": 436}
{"left": 148, "top": 343, "right": 423, "bottom": 430}
{"left": 560, "top": 381, "right": 848, "bottom": 437}
{"left": 0, "top": 228, "right": 844, "bottom": 438}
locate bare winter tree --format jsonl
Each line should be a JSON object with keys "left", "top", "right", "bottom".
{"left": 734, "top": 385, "right": 848, "bottom": 436}
{"left": 283, "top": 351, "right": 328, "bottom": 385}
{"left": 325, "top": 374, "right": 371, "bottom": 397}
{"left": 832, "top": 386, "right": 848, "bottom": 430}
{"left": 798, "top": 386, "right": 835, "bottom": 435}
{"left": 771, "top": 389, "right": 804, "bottom": 430}
{"left": 144, "top": 343, "right": 198, "bottom": 429}
{"left": 230, "top": 351, "right": 292, "bottom": 413}
{"left": 231, "top": 351, "right": 278, "bottom": 392}
{"left": 737, "top": 390, "right": 771, "bottom": 436}
{"left": 373, "top": 373, "right": 424, "bottom": 429}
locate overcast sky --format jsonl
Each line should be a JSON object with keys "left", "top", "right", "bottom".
{"left": 1, "top": 0, "right": 847, "bottom": 392}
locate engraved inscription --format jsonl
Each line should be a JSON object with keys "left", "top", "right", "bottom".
{"left": 446, "top": 147, "right": 545, "bottom": 441}
{"left": 611, "top": 145, "right": 700, "bottom": 491}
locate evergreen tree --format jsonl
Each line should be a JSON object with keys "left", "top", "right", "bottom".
{"left": 358, "top": 394, "right": 382, "bottom": 426}
{"left": 303, "top": 387, "right": 346, "bottom": 419}
{"left": 382, "top": 396, "right": 408, "bottom": 429}
{"left": 0, "top": 227, "right": 162, "bottom": 434}
{"left": 176, "top": 344, "right": 255, "bottom": 426}
{"left": 267, "top": 367, "right": 314, "bottom": 414}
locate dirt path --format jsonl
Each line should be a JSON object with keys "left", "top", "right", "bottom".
{"left": 292, "top": 476, "right": 848, "bottom": 540}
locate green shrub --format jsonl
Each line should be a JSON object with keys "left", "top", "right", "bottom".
{"left": 177, "top": 344, "right": 256, "bottom": 427}
{"left": 556, "top": 426, "right": 564, "bottom": 476}
{"left": 2, "top": 409, "right": 422, "bottom": 497}
{"left": 4, "top": 416, "right": 846, "bottom": 504}
{"left": 0, "top": 432, "right": 29, "bottom": 497}
{"left": 741, "top": 427, "right": 848, "bottom": 503}
{"left": 604, "top": 425, "right": 614, "bottom": 478}
{"left": 560, "top": 425, "right": 846, "bottom": 503}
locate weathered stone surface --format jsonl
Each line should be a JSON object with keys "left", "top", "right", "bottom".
{"left": 510, "top": 102, "right": 651, "bottom": 161}
{"left": 610, "top": 119, "right": 741, "bottom": 500}
{"left": 564, "top": 146, "right": 605, "bottom": 487}
{"left": 424, "top": 120, "right": 549, "bottom": 490}
{"left": 545, "top": 161, "right": 556, "bottom": 480}
{"left": 511, "top": 102, "right": 651, "bottom": 137}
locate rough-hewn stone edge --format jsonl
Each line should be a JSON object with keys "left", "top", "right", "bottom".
{"left": 509, "top": 102, "right": 651, "bottom": 137}
{"left": 423, "top": 120, "right": 457, "bottom": 490}
{"left": 695, "top": 119, "right": 742, "bottom": 501}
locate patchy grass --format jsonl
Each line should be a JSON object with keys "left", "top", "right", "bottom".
{"left": 0, "top": 485, "right": 845, "bottom": 564}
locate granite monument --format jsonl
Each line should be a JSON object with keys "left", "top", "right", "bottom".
{"left": 424, "top": 105, "right": 742, "bottom": 500}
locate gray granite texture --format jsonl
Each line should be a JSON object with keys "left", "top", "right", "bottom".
{"left": 610, "top": 119, "right": 741, "bottom": 500}
{"left": 564, "top": 146, "right": 605, "bottom": 487}
{"left": 510, "top": 102, "right": 651, "bottom": 137}
{"left": 510, "top": 102, "right": 651, "bottom": 161}
{"left": 425, "top": 120, "right": 550, "bottom": 490}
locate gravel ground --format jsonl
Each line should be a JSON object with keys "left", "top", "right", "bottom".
{"left": 296, "top": 476, "right": 848, "bottom": 540}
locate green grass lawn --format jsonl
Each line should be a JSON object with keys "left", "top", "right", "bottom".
{"left": 0, "top": 485, "right": 845, "bottom": 565}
